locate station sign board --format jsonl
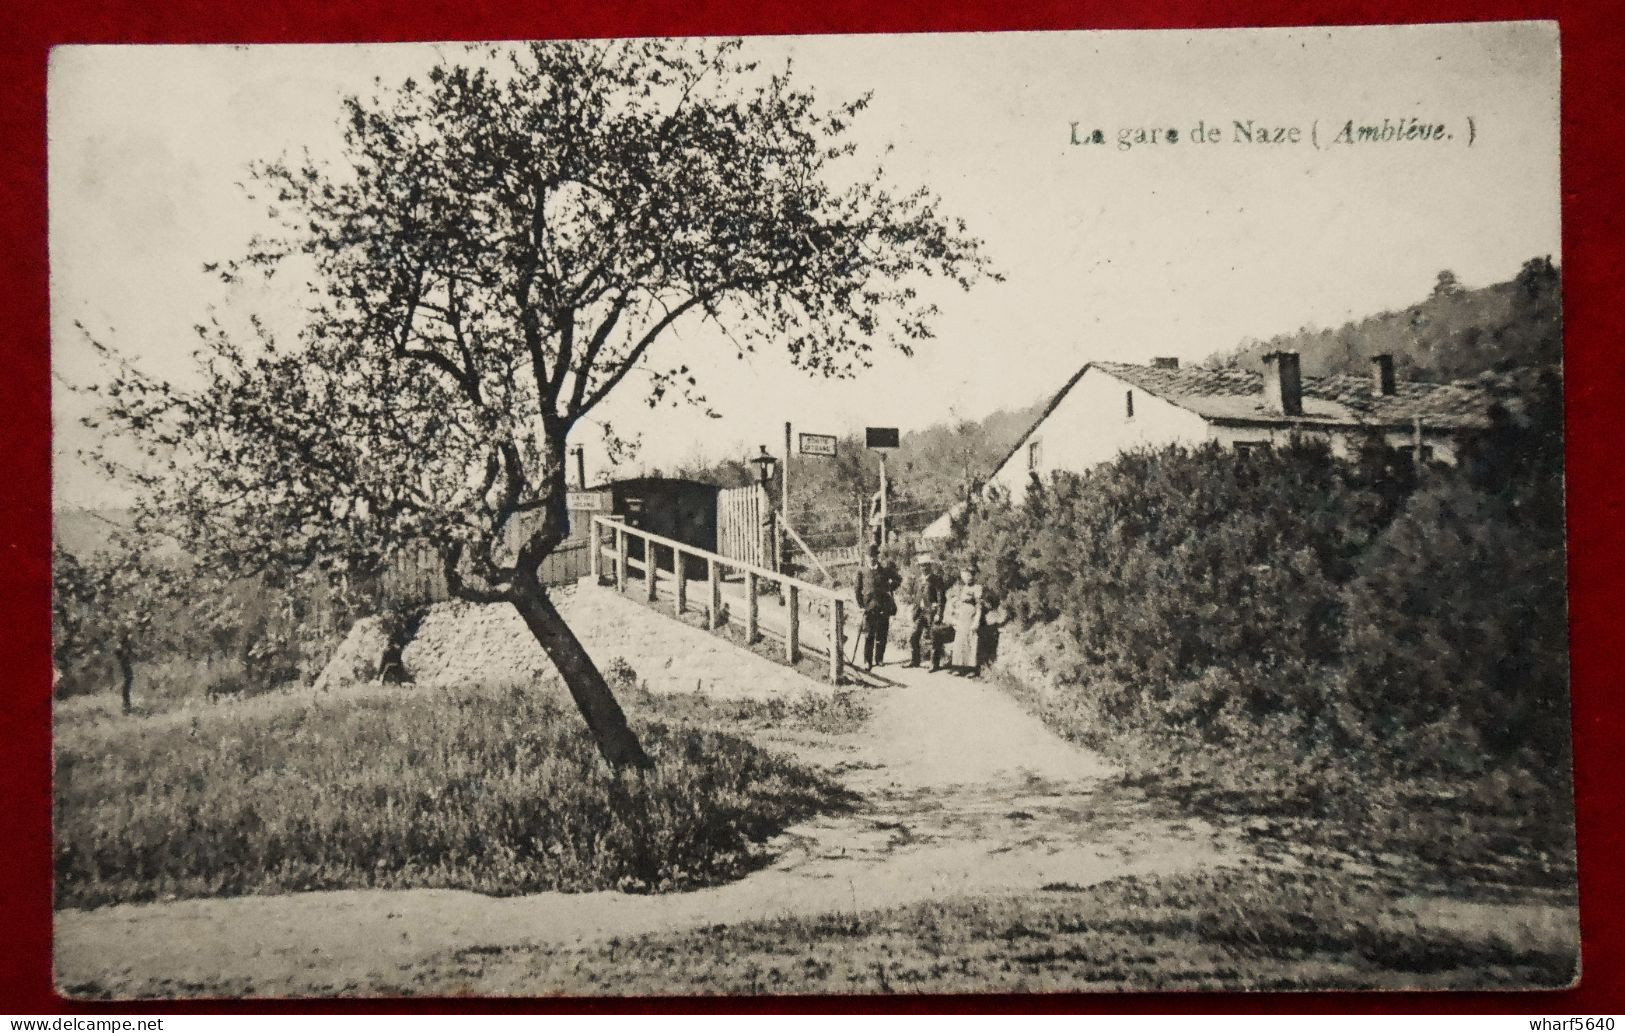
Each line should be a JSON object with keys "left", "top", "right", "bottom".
{"left": 566, "top": 491, "right": 606, "bottom": 511}
{"left": 865, "top": 426, "right": 900, "bottom": 449}
{"left": 798, "top": 432, "right": 838, "bottom": 457}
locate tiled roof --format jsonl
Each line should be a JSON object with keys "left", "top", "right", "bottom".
{"left": 1094, "top": 360, "right": 1531, "bottom": 431}
{"left": 987, "top": 359, "right": 1549, "bottom": 485}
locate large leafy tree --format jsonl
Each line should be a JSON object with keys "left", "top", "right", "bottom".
{"left": 88, "top": 39, "right": 995, "bottom": 767}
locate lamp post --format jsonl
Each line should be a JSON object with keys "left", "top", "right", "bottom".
{"left": 749, "top": 445, "right": 780, "bottom": 573}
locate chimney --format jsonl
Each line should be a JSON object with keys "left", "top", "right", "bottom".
{"left": 1151, "top": 356, "right": 1180, "bottom": 370}
{"left": 1262, "top": 351, "right": 1303, "bottom": 416}
{"left": 571, "top": 446, "right": 587, "bottom": 489}
{"left": 1371, "top": 354, "right": 1396, "bottom": 396}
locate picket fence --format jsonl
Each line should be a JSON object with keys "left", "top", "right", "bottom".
{"left": 717, "top": 484, "right": 768, "bottom": 568}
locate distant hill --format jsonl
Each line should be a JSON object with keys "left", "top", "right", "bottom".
{"left": 1205, "top": 257, "right": 1562, "bottom": 382}
{"left": 53, "top": 507, "right": 134, "bottom": 557}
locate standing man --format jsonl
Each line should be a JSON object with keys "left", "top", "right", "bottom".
{"left": 906, "top": 556, "right": 949, "bottom": 671}
{"left": 854, "top": 544, "right": 897, "bottom": 669}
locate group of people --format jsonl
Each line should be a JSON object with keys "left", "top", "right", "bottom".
{"left": 853, "top": 545, "right": 986, "bottom": 676}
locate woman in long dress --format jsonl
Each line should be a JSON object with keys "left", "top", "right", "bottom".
{"left": 948, "top": 564, "right": 984, "bottom": 675}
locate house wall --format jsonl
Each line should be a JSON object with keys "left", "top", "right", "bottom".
{"left": 1205, "top": 422, "right": 1464, "bottom": 465}
{"left": 987, "top": 366, "right": 1471, "bottom": 506}
{"left": 988, "top": 367, "right": 1212, "bottom": 500}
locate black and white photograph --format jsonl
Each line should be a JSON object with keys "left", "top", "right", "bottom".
{"left": 48, "top": 22, "right": 1574, "bottom": 998}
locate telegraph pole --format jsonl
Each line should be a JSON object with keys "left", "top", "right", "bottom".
{"left": 783, "top": 421, "right": 792, "bottom": 534}
{"left": 570, "top": 445, "right": 586, "bottom": 489}
{"left": 863, "top": 426, "right": 899, "bottom": 549}
{"left": 878, "top": 450, "right": 889, "bottom": 547}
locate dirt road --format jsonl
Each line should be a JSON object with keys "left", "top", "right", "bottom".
{"left": 54, "top": 590, "right": 1233, "bottom": 998}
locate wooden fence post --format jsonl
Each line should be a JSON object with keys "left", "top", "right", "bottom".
{"left": 674, "top": 548, "right": 687, "bottom": 615}
{"left": 745, "top": 571, "right": 759, "bottom": 643}
{"left": 646, "top": 541, "right": 659, "bottom": 602}
{"left": 708, "top": 558, "right": 722, "bottom": 630}
{"left": 589, "top": 520, "right": 601, "bottom": 581}
{"left": 786, "top": 584, "right": 800, "bottom": 664}
{"left": 615, "top": 527, "right": 628, "bottom": 593}
{"left": 830, "top": 598, "right": 844, "bottom": 685}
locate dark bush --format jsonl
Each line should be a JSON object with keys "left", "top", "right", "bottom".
{"left": 948, "top": 401, "right": 1571, "bottom": 866}
{"left": 1340, "top": 478, "right": 1569, "bottom": 777}
{"left": 956, "top": 439, "right": 1392, "bottom": 699}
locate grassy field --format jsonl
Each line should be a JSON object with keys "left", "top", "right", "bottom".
{"left": 55, "top": 678, "right": 855, "bottom": 909}
{"left": 404, "top": 866, "right": 1578, "bottom": 995}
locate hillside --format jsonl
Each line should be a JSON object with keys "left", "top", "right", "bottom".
{"left": 52, "top": 507, "right": 134, "bottom": 557}
{"left": 1205, "top": 258, "right": 1561, "bottom": 381}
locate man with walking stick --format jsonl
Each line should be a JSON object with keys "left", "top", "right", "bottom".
{"left": 854, "top": 543, "right": 898, "bottom": 669}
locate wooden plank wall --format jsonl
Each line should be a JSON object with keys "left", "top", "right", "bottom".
{"left": 376, "top": 524, "right": 594, "bottom": 610}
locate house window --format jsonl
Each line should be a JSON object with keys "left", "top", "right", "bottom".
{"left": 1389, "top": 444, "right": 1435, "bottom": 463}
{"left": 1027, "top": 439, "right": 1043, "bottom": 472}
{"left": 1125, "top": 390, "right": 1135, "bottom": 418}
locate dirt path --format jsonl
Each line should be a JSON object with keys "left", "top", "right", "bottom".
{"left": 54, "top": 592, "right": 1235, "bottom": 998}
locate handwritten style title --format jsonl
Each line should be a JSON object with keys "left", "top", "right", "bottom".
{"left": 1070, "top": 117, "right": 1475, "bottom": 151}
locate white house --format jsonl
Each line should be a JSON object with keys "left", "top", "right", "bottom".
{"left": 922, "top": 352, "right": 1512, "bottom": 538}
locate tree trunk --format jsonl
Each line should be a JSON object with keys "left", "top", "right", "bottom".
{"left": 116, "top": 649, "right": 134, "bottom": 715}
{"left": 510, "top": 577, "right": 653, "bottom": 770}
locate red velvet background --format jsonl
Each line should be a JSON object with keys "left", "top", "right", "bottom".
{"left": 2, "top": 0, "right": 1619, "bottom": 1013}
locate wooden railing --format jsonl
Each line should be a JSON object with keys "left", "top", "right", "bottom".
{"left": 777, "top": 513, "right": 836, "bottom": 584}
{"left": 589, "top": 515, "right": 848, "bottom": 685}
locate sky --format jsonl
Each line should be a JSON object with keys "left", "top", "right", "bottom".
{"left": 49, "top": 23, "right": 1560, "bottom": 509}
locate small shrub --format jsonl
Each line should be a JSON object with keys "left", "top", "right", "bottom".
{"left": 603, "top": 656, "right": 640, "bottom": 688}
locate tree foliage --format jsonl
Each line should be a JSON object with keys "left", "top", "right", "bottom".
{"left": 1208, "top": 257, "right": 1561, "bottom": 381}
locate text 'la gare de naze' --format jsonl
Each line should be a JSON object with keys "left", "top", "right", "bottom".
{"left": 1070, "top": 117, "right": 1455, "bottom": 151}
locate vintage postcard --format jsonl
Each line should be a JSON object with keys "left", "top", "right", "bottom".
{"left": 49, "top": 22, "right": 1574, "bottom": 998}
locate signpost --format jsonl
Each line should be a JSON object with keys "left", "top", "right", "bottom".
{"left": 865, "top": 426, "right": 899, "bottom": 546}
{"left": 786, "top": 425, "right": 836, "bottom": 575}
{"left": 783, "top": 422, "right": 792, "bottom": 567}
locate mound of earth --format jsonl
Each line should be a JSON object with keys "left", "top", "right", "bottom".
{"left": 311, "top": 582, "right": 837, "bottom": 703}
